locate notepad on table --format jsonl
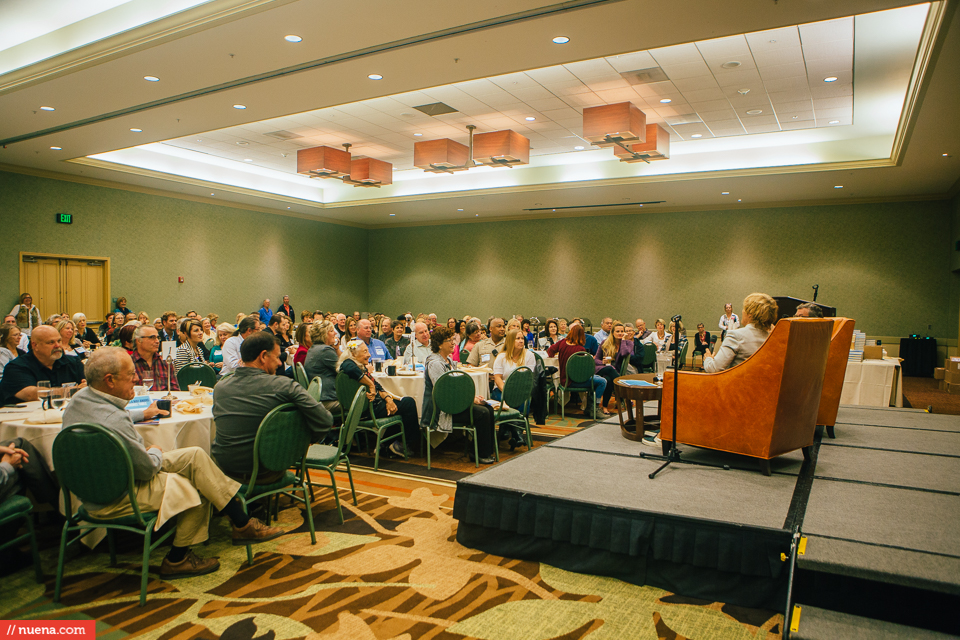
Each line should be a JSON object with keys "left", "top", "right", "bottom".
{"left": 619, "top": 380, "right": 657, "bottom": 387}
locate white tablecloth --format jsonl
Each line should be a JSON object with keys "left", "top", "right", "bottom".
{"left": 840, "top": 358, "right": 903, "bottom": 407}
{"left": 374, "top": 368, "right": 489, "bottom": 415}
{"left": 0, "top": 391, "right": 215, "bottom": 468}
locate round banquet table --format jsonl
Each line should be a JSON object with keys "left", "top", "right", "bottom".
{"left": 374, "top": 368, "right": 489, "bottom": 415}
{"left": 0, "top": 391, "right": 215, "bottom": 469}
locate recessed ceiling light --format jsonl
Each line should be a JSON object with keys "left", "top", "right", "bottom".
{"left": 829, "top": 120, "right": 840, "bottom": 124}
{"left": 389, "top": 213, "right": 396, "bottom": 216}
{"left": 525, "top": 116, "right": 536, "bottom": 121}
{"left": 211, "top": 193, "right": 215, "bottom": 196}
{"left": 943, "top": 153, "right": 950, "bottom": 156}
{"left": 737, "top": 199, "right": 742, "bottom": 202}
{"left": 769, "top": 39, "right": 777, "bottom": 43}
{"left": 236, "top": 141, "right": 248, "bottom": 145}
{"left": 552, "top": 36, "right": 570, "bottom": 44}
{"left": 143, "top": 76, "right": 159, "bottom": 82}
{"left": 746, "top": 109, "right": 763, "bottom": 115}
{"left": 233, "top": 104, "right": 246, "bottom": 109}
{"left": 553, "top": 209, "right": 556, "bottom": 212}
{"left": 475, "top": 214, "right": 479, "bottom": 217}
{"left": 690, "top": 134, "right": 702, "bottom": 138}
{"left": 243, "top": 158, "right": 252, "bottom": 162}
{"left": 197, "top": 139, "right": 202, "bottom": 142}
{"left": 659, "top": 98, "right": 672, "bottom": 103}
{"left": 574, "top": 145, "right": 584, "bottom": 150}
{"left": 721, "top": 191, "right": 729, "bottom": 195}
{"left": 287, "top": 206, "right": 291, "bottom": 209}
{"left": 39, "top": 106, "right": 55, "bottom": 111}
{"left": 284, "top": 35, "right": 302, "bottom": 43}
{"left": 721, "top": 61, "right": 741, "bottom": 69}
{"left": 413, "top": 133, "right": 422, "bottom": 136}
{"left": 792, "top": 115, "right": 799, "bottom": 119}
{"left": 50, "top": 146, "right": 61, "bottom": 150}
{"left": 823, "top": 76, "right": 838, "bottom": 83}
{"left": 457, "top": 208, "right": 464, "bottom": 211}
{"left": 834, "top": 185, "right": 843, "bottom": 189}
{"left": 367, "top": 74, "right": 383, "bottom": 80}
{"left": 130, "top": 128, "right": 142, "bottom": 132}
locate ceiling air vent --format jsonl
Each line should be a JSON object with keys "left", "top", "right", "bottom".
{"left": 264, "top": 130, "right": 302, "bottom": 141}
{"left": 413, "top": 102, "right": 459, "bottom": 116}
{"left": 621, "top": 67, "right": 669, "bottom": 85}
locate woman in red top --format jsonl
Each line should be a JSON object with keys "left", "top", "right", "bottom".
{"left": 294, "top": 322, "right": 311, "bottom": 366}
{"left": 546, "top": 324, "right": 609, "bottom": 415}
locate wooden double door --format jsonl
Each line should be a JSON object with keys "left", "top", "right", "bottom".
{"left": 19, "top": 253, "right": 111, "bottom": 324}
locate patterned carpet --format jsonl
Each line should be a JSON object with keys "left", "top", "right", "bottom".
{"left": 3, "top": 466, "right": 783, "bottom": 639}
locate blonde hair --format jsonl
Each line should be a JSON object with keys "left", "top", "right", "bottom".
{"left": 505, "top": 318, "right": 521, "bottom": 332}
{"left": 54, "top": 319, "right": 80, "bottom": 348}
{"left": 215, "top": 323, "right": 235, "bottom": 345}
{"left": 336, "top": 338, "right": 368, "bottom": 369}
{"left": 502, "top": 328, "right": 527, "bottom": 365}
{"left": 601, "top": 322, "right": 624, "bottom": 358}
{"left": 309, "top": 320, "right": 336, "bottom": 346}
{"left": 742, "top": 293, "right": 778, "bottom": 331}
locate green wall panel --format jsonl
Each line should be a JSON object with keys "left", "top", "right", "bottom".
{"left": 1, "top": 171, "right": 367, "bottom": 323}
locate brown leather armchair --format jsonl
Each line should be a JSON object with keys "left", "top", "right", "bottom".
{"left": 816, "top": 318, "right": 855, "bottom": 439}
{"left": 660, "top": 318, "right": 833, "bottom": 475}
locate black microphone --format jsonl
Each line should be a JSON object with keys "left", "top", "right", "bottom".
{"left": 812, "top": 284, "right": 819, "bottom": 302}
{"left": 671, "top": 314, "right": 682, "bottom": 323}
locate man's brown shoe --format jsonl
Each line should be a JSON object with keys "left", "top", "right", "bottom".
{"left": 160, "top": 551, "right": 220, "bottom": 579}
{"left": 232, "top": 517, "right": 284, "bottom": 545}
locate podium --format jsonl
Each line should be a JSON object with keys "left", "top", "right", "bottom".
{"left": 772, "top": 296, "right": 835, "bottom": 320}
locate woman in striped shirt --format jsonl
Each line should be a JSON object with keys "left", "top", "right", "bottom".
{"left": 175, "top": 318, "right": 208, "bottom": 373}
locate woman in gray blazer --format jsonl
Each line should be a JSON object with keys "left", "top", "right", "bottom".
{"left": 703, "top": 293, "right": 778, "bottom": 372}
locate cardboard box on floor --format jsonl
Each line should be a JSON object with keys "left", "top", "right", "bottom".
{"left": 947, "top": 382, "right": 960, "bottom": 395}
{"left": 946, "top": 357, "right": 960, "bottom": 373}
{"left": 940, "top": 379, "right": 947, "bottom": 391}
{"left": 947, "top": 370, "right": 960, "bottom": 385}
{"left": 934, "top": 367, "right": 946, "bottom": 380}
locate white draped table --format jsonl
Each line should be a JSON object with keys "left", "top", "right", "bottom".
{"left": 0, "top": 391, "right": 216, "bottom": 468}
{"left": 374, "top": 368, "right": 489, "bottom": 415}
{"left": 840, "top": 358, "right": 903, "bottom": 407}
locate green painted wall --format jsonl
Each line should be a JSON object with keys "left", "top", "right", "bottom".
{"left": 369, "top": 200, "right": 958, "bottom": 340}
{"left": 3, "top": 169, "right": 955, "bottom": 342}
{"left": 1, "top": 170, "right": 368, "bottom": 322}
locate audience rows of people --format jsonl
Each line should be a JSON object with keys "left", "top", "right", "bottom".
{"left": 1, "top": 292, "right": 808, "bottom": 577}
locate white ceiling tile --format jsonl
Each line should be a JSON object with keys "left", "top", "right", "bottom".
{"left": 594, "top": 88, "right": 642, "bottom": 103}
{"left": 563, "top": 58, "right": 618, "bottom": 79}
{"left": 757, "top": 61, "right": 807, "bottom": 79}
{"left": 488, "top": 72, "right": 541, "bottom": 90}
{"left": 767, "top": 92, "right": 811, "bottom": 105}
{"left": 605, "top": 51, "right": 657, "bottom": 72}
{"left": 812, "top": 96, "right": 853, "bottom": 110}
{"left": 649, "top": 43, "right": 703, "bottom": 65}
{"left": 779, "top": 119, "right": 816, "bottom": 130}
{"left": 760, "top": 76, "right": 810, "bottom": 93}
{"left": 742, "top": 122, "right": 782, "bottom": 133}
{"left": 681, "top": 87, "right": 726, "bottom": 102}
{"left": 745, "top": 26, "right": 801, "bottom": 49}
{"left": 816, "top": 116, "right": 851, "bottom": 126}
{"left": 391, "top": 91, "right": 438, "bottom": 107}
{"left": 671, "top": 76, "right": 719, "bottom": 92}
{"left": 799, "top": 17, "right": 852, "bottom": 44}
{"left": 698, "top": 109, "right": 740, "bottom": 122}
{"left": 540, "top": 106, "right": 582, "bottom": 120}
{"left": 453, "top": 78, "right": 509, "bottom": 96}
{"left": 815, "top": 107, "right": 853, "bottom": 119}
{"left": 523, "top": 96, "right": 569, "bottom": 112}
{"left": 751, "top": 48, "right": 804, "bottom": 68}
{"left": 560, "top": 92, "right": 603, "bottom": 108}
{"left": 739, "top": 114, "right": 778, "bottom": 125}
{"left": 659, "top": 60, "right": 713, "bottom": 80}
{"left": 583, "top": 77, "right": 632, "bottom": 92}
{"left": 523, "top": 66, "right": 581, "bottom": 84}
{"left": 809, "top": 83, "right": 852, "bottom": 99}
{"left": 775, "top": 110, "right": 815, "bottom": 122}
{"left": 714, "top": 67, "right": 764, "bottom": 88}
{"left": 690, "top": 98, "right": 733, "bottom": 112}
{"left": 479, "top": 92, "right": 526, "bottom": 107}
{"left": 546, "top": 80, "right": 594, "bottom": 96}
{"left": 508, "top": 86, "right": 555, "bottom": 102}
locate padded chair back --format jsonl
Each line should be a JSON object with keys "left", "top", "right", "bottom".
{"left": 307, "top": 376, "right": 322, "bottom": 402}
{"left": 661, "top": 318, "right": 832, "bottom": 460}
{"left": 337, "top": 387, "right": 366, "bottom": 457}
{"left": 677, "top": 341, "right": 688, "bottom": 368}
{"left": 619, "top": 353, "right": 631, "bottom": 376}
{"left": 252, "top": 403, "right": 310, "bottom": 476}
{"left": 176, "top": 362, "right": 217, "bottom": 388}
{"left": 336, "top": 371, "right": 363, "bottom": 420}
{"left": 204, "top": 339, "right": 216, "bottom": 352}
{"left": 501, "top": 366, "right": 535, "bottom": 411}
{"left": 565, "top": 352, "right": 595, "bottom": 386}
{"left": 641, "top": 346, "right": 657, "bottom": 368}
{"left": 54, "top": 424, "right": 138, "bottom": 516}
{"left": 432, "top": 370, "right": 476, "bottom": 417}
{"left": 294, "top": 362, "right": 309, "bottom": 387}
{"left": 816, "top": 318, "right": 856, "bottom": 427}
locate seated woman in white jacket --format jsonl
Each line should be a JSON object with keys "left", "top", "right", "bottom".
{"left": 703, "top": 293, "right": 778, "bottom": 372}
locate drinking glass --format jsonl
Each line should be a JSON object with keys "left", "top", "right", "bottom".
{"left": 37, "top": 381, "right": 51, "bottom": 409}
{"left": 50, "top": 387, "right": 67, "bottom": 410}
{"left": 141, "top": 375, "right": 154, "bottom": 392}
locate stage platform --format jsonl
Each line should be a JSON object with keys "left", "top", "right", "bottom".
{"left": 452, "top": 404, "right": 960, "bottom": 636}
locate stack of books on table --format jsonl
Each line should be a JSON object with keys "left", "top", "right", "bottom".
{"left": 849, "top": 330, "right": 866, "bottom": 362}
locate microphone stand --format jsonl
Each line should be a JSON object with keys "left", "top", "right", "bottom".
{"left": 640, "top": 313, "right": 731, "bottom": 478}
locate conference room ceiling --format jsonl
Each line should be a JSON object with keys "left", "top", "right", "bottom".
{"left": 1, "top": 0, "right": 958, "bottom": 228}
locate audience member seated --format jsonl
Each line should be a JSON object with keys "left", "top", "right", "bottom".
{"left": 593, "top": 317, "right": 613, "bottom": 344}
{"left": 378, "top": 317, "right": 393, "bottom": 341}
{"left": 505, "top": 318, "right": 521, "bottom": 334}
{"left": 0, "top": 326, "right": 86, "bottom": 405}
{"left": 693, "top": 323, "right": 712, "bottom": 359}
{"left": 208, "top": 323, "right": 233, "bottom": 373}
{"left": 0, "top": 325, "right": 25, "bottom": 382}
{"left": 334, "top": 313, "right": 347, "bottom": 338}
{"left": 795, "top": 302, "right": 824, "bottom": 318}
{"left": 115, "top": 324, "right": 138, "bottom": 353}
{"left": 63, "top": 348, "right": 283, "bottom": 578}
{"left": 98, "top": 313, "right": 116, "bottom": 343}
{"left": 265, "top": 315, "right": 297, "bottom": 376}
{"left": 339, "top": 317, "right": 359, "bottom": 347}
{"left": 493, "top": 328, "right": 536, "bottom": 402}
{"left": 221, "top": 316, "right": 258, "bottom": 376}
{"left": 667, "top": 319, "right": 688, "bottom": 366}
{"left": 384, "top": 319, "right": 410, "bottom": 360}
{"left": 201, "top": 317, "right": 216, "bottom": 343}
{"left": 357, "top": 319, "right": 389, "bottom": 362}
{"left": 175, "top": 319, "right": 209, "bottom": 373}
{"left": 461, "top": 321, "right": 482, "bottom": 355}
{"left": 635, "top": 318, "right": 652, "bottom": 342}
{"left": 131, "top": 325, "right": 180, "bottom": 391}
{"left": 293, "top": 322, "right": 311, "bottom": 365}
{"left": 138, "top": 311, "right": 151, "bottom": 325}
{"left": 719, "top": 303, "right": 741, "bottom": 338}
{"left": 4, "top": 316, "right": 28, "bottom": 352}
{"left": 339, "top": 339, "right": 418, "bottom": 458}
{"left": 422, "top": 327, "right": 497, "bottom": 464}
{"left": 704, "top": 293, "right": 778, "bottom": 372}
{"left": 114, "top": 297, "right": 133, "bottom": 316}
{"left": 546, "top": 324, "right": 606, "bottom": 415}
{"left": 594, "top": 322, "right": 628, "bottom": 415}
{"left": 538, "top": 319, "right": 562, "bottom": 349}
{"left": 520, "top": 319, "right": 535, "bottom": 347}
{"left": 73, "top": 313, "right": 101, "bottom": 349}
{"left": 0, "top": 437, "right": 60, "bottom": 575}
{"left": 212, "top": 331, "right": 332, "bottom": 482}
{"left": 56, "top": 319, "right": 86, "bottom": 359}
{"left": 159, "top": 311, "right": 180, "bottom": 344}
{"left": 649, "top": 319, "right": 671, "bottom": 352}
{"left": 403, "top": 322, "right": 433, "bottom": 365}
{"left": 557, "top": 318, "right": 568, "bottom": 339}
{"left": 466, "top": 317, "right": 505, "bottom": 369}
{"left": 11, "top": 293, "right": 41, "bottom": 337}
{"left": 304, "top": 321, "right": 341, "bottom": 413}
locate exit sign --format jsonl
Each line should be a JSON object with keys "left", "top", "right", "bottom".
{"left": 56, "top": 213, "right": 72, "bottom": 224}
